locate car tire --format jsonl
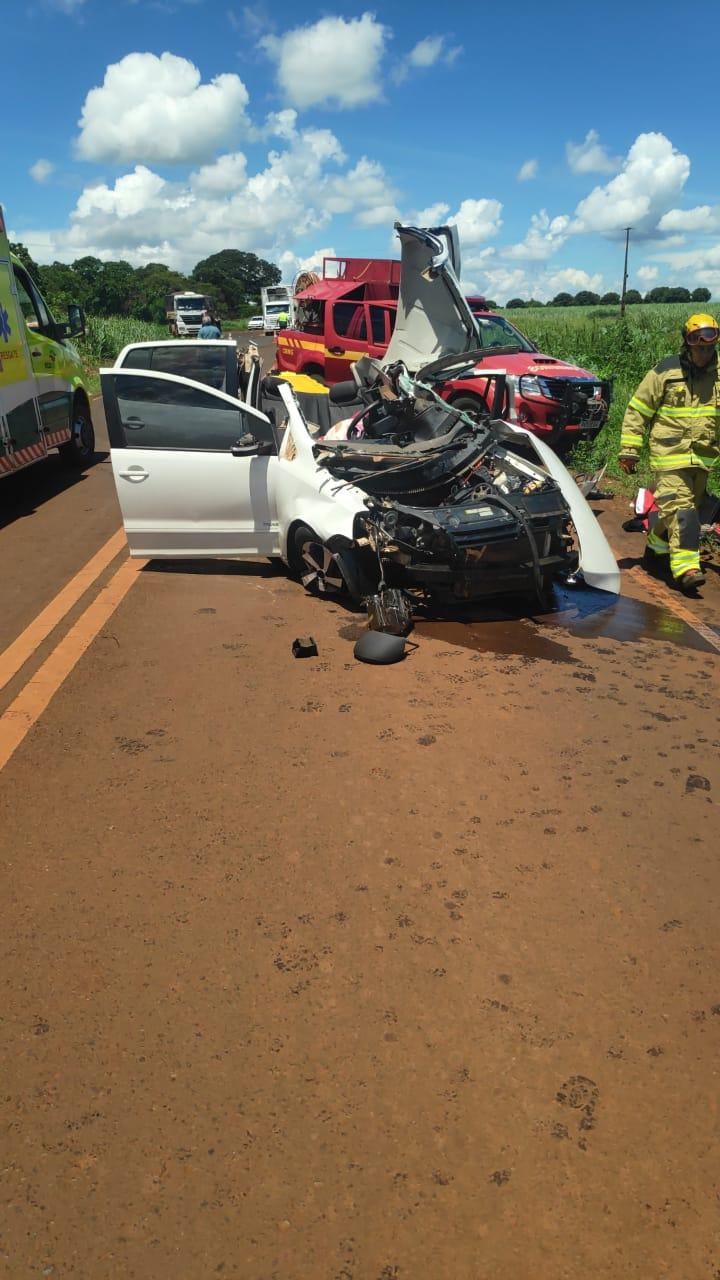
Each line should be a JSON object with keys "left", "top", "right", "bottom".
{"left": 448, "top": 392, "right": 488, "bottom": 418}
{"left": 59, "top": 401, "right": 95, "bottom": 469}
{"left": 533, "top": 574, "right": 556, "bottom": 613}
{"left": 303, "top": 364, "right": 326, "bottom": 386}
{"left": 292, "top": 524, "right": 347, "bottom": 596}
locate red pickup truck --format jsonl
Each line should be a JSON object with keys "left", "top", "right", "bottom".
{"left": 276, "top": 258, "right": 611, "bottom": 450}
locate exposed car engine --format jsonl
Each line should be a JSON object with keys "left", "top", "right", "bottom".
{"left": 308, "top": 360, "right": 578, "bottom": 605}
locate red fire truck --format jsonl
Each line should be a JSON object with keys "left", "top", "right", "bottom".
{"left": 276, "top": 256, "right": 610, "bottom": 450}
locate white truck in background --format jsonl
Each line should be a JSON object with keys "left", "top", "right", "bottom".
{"left": 261, "top": 284, "right": 294, "bottom": 334}
{"left": 166, "top": 291, "right": 215, "bottom": 338}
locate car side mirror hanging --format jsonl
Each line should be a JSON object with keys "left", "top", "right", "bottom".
{"left": 67, "top": 304, "right": 85, "bottom": 339}
{"left": 231, "top": 434, "right": 274, "bottom": 457}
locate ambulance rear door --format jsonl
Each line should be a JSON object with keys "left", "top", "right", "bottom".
{"left": 0, "top": 206, "right": 46, "bottom": 475}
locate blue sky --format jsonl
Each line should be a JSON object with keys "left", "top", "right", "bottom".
{"left": 4, "top": 0, "right": 720, "bottom": 301}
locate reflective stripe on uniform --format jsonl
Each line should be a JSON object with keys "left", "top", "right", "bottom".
{"left": 652, "top": 452, "right": 714, "bottom": 471}
{"left": 652, "top": 454, "right": 694, "bottom": 471}
{"left": 647, "top": 528, "right": 670, "bottom": 554}
{"left": 629, "top": 395, "right": 655, "bottom": 418}
{"left": 670, "top": 548, "right": 701, "bottom": 577}
{"left": 620, "top": 432, "right": 644, "bottom": 449}
{"left": 661, "top": 405, "right": 720, "bottom": 416}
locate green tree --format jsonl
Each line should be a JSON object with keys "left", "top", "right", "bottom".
{"left": 95, "top": 261, "right": 138, "bottom": 316}
{"left": 506, "top": 297, "right": 525, "bottom": 308}
{"left": 9, "top": 242, "right": 42, "bottom": 280}
{"left": 665, "top": 286, "right": 691, "bottom": 303}
{"left": 573, "top": 290, "right": 601, "bottom": 306}
{"left": 192, "top": 249, "right": 281, "bottom": 313}
{"left": 624, "top": 289, "right": 642, "bottom": 305}
{"left": 38, "top": 262, "right": 82, "bottom": 314}
{"left": 691, "top": 286, "right": 711, "bottom": 303}
{"left": 134, "top": 263, "right": 192, "bottom": 323}
{"left": 600, "top": 291, "right": 620, "bottom": 304}
{"left": 550, "top": 292, "right": 574, "bottom": 307}
{"left": 71, "top": 256, "right": 104, "bottom": 311}
{"left": 645, "top": 286, "right": 670, "bottom": 303}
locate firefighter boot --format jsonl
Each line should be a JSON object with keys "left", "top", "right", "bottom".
{"left": 678, "top": 568, "right": 706, "bottom": 593}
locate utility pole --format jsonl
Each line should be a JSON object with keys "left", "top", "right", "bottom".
{"left": 620, "top": 226, "right": 632, "bottom": 316}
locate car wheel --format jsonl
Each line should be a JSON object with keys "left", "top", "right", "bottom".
{"left": 293, "top": 524, "right": 346, "bottom": 596}
{"left": 448, "top": 392, "right": 488, "bottom": 418}
{"left": 59, "top": 401, "right": 95, "bottom": 469}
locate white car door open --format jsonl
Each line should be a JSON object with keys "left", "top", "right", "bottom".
{"left": 100, "top": 367, "right": 281, "bottom": 558}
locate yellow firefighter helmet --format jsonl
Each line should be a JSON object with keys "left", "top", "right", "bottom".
{"left": 682, "top": 313, "right": 719, "bottom": 345}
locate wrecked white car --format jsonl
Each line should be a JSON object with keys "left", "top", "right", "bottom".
{"left": 101, "top": 224, "right": 619, "bottom": 608}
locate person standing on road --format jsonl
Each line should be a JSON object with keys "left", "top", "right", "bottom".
{"left": 618, "top": 313, "right": 720, "bottom": 594}
{"left": 198, "top": 311, "right": 221, "bottom": 339}
{"left": 276, "top": 310, "right": 289, "bottom": 330}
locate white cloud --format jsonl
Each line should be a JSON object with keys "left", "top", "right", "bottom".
{"left": 190, "top": 152, "right": 248, "bottom": 193}
{"left": 636, "top": 265, "right": 658, "bottom": 283}
{"left": 261, "top": 13, "right": 387, "bottom": 109}
{"left": 411, "top": 202, "right": 451, "bottom": 225}
{"left": 461, "top": 261, "right": 527, "bottom": 303}
{"left": 18, "top": 128, "right": 398, "bottom": 272}
{"left": 658, "top": 205, "right": 720, "bottom": 233}
{"left": 566, "top": 129, "right": 620, "bottom": 175}
{"left": 546, "top": 266, "right": 603, "bottom": 294}
{"left": 448, "top": 198, "right": 503, "bottom": 244}
{"left": 408, "top": 35, "right": 445, "bottom": 67}
{"left": 504, "top": 210, "right": 570, "bottom": 260}
{"left": 277, "top": 245, "right": 336, "bottom": 281}
{"left": 263, "top": 108, "right": 298, "bottom": 140}
{"left": 459, "top": 248, "right": 605, "bottom": 305}
{"left": 572, "top": 132, "right": 690, "bottom": 236}
{"left": 393, "top": 33, "right": 462, "bottom": 82}
{"left": 648, "top": 240, "right": 720, "bottom": 277}
{"left": 324, "top": 157, "right": 400, "bottom": 226}
{"left": 75, "top": 167, "right": 168, "bottom": 220}
{"left": 517, "top": 159, "right": 538, "bottom": 182}
{"left": 76, "top": 52, "right": 250, "bottom": 164}
{"left": 29, "top": 159, "right": 55, "bottom": 184}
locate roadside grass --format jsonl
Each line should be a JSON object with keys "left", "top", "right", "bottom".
{"left": 79, "top": 316, "right": 169, "bottom": 392}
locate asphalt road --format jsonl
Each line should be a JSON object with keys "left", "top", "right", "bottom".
{"left": 1, "top": 381, "right": 719, "bottom": 1279}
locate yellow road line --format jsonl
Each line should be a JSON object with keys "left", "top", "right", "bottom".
{"left": 627, "top": 566, "right": 720, "bottom": 655}
{"left": 0, "top": 528, "right": 127, "bottom": 694}
{"left": 0, "top": 555, "right": 145, "bottom": 773}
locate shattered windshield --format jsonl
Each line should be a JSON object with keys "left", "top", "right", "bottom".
{"left": 475, "top": 315, "right": 533, "bottom": 352}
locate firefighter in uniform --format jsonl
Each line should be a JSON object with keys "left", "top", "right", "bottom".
{"left": 619, "top": 313, "right": 720, "bottom": 593}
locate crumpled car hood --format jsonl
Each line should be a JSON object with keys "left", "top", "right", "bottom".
{"left": 383, "top": 224, "right": 480, "bottom": 372}
{"left": 460, "top": 352, "right": 603, "bottom": 382}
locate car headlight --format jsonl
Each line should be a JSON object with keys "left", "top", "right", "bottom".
{"left": 519, "top": 375, "right": 542, "bottom": 397}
